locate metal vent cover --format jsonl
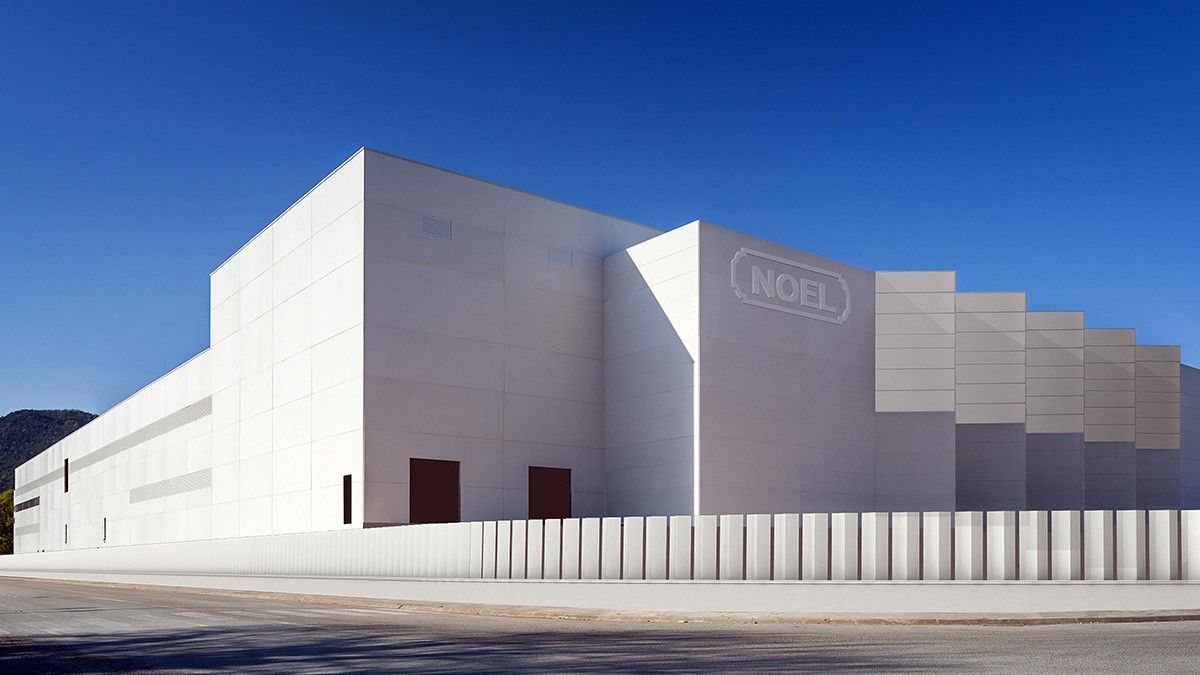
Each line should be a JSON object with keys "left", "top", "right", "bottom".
{"left": 421, "top": 215, "right": 453, "bottom": 240}
{"left": 547, "top": 245, "right": 574, "bottom": 268}
{"left": 129, "top": 467, "right": 212, "bottom": 504}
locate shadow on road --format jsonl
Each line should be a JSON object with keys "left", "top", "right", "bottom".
{"left": 0, "top": 622, "right": 946, "bottom": 673}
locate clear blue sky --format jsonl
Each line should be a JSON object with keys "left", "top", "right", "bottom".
{"left": 1, "top": 2, "right": 1197, "bottom": 415}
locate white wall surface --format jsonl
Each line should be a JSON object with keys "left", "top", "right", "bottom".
{"left": 360, "top": 150, "right": 661, "bottom": 524}
{"left": 208, "top": 149, "right": 366, "bottom": 538}
{"left": 13, "top": 352, "right": 212, "bottom": 553}
{"left": 15, "top": 149, "right": 370, "bottom": 554}
{"left": 697, "top": 222, "right": 876, "bottom": 514}
{"left": 603, "top": 223, "right": 699, "bottom": 516}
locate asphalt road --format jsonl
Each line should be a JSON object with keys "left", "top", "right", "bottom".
{"left": 2, "top": 576, "right": 1200, "bottom": 673}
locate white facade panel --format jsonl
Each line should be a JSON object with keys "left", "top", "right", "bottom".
{"left": 875, "top": 271, "right": 955, "bottom": 413}
{"left": 1026, "top": 311, "right": 1085, "bottom": 433}
{"left": 1135, "top": 345, "right": 1181, "bottom": 450}
{"left": 954, "top": 292, "right": 1025, "bottom": 423}
{"left": 1085, "top": 328, "right": 1136, "bottom": 443}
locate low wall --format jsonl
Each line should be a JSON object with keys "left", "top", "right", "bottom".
{"left": 3, "top": 509, "right": 1200, "bottom": 583}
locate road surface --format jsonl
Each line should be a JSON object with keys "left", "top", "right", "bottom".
{"left": 2, "top": 576, "right": 1199, "bottom": 672}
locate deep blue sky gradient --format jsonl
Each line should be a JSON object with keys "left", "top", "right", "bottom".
{"left": 1, "top": 1, "right": 1197, "bottom": 414}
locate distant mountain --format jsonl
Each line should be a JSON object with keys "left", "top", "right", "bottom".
{"left": 0, "top": 409, "right": 97, "bottom": 491}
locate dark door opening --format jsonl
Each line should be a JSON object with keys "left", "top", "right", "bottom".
{"left": 409, "top": 458, "right": 460, "bottom": 524}
{"left": 528, "top": 466, "right": 571, "bottom": 519}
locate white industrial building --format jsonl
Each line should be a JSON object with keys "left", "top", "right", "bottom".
{"left": 12, "top": 148, "right": 1199, "bottom": 553}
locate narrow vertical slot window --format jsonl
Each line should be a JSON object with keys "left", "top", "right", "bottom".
{"left": 64, "top": 458, "right": 69, "bottom": 492}
{"left": 342, "top": 474, "right": 352, "bottom": 525}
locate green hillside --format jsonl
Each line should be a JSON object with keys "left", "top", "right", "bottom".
{"left": 0, "top": 409, "right": 97, "bottom": 492}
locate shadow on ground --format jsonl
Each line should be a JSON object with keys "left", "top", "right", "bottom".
{"left": 0, "top": 622, "right": 946, "bottom": 673}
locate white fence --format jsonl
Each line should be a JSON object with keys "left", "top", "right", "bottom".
{"left": 434, "top": 510, "right": 1200, "bottom": 582}
{"left": 4, "top": 510, "right": 1200, "bottom": 582}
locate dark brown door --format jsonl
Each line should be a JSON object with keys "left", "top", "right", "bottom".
{"left": 409, "top": 458, "right": 460, "bottom": 524}
{"left": 528, "top": 466, "right": 571, "bottom": 519}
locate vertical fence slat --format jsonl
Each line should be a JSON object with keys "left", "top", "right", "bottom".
{"left": 830, "top": 513, "right": 858, "bottom": 581}
{"left": 1148, "top": 510, "right": 1179, "bottom": 581}
{"left": 891, "top": 512, "right": 919, "bottom": 581}
{"left": 922, "top": 512, "right": 952, "bottom": 581}
{"left": 861, "top": 512, "right": 889, "bottom": 581}
{"left": 745, "top": 514, "right": 772, "bottom": 581}
{"left": 775, "top": 513, "right": 802, "bottom": 581}
{"left": 581, "top": 518, "right": 601, "bottom": 580}
{"left": 694, "top": 515, "right": 718, "bottom": 580}
{"left": 561, "top": 518, "right": 581, "bottom": 580}
{"left": 1084, "top": 510, "right": 1115, "bottom": 580}
{"left": 955, "top": 511, "right": 984, "bottom": 581}
{"left": 718, "top": 514, "right": 744, "bottom": 580}
{"left": 645, "top": 516, "right": 668, "bottom": 580}
{"left": 601, "top": 517, "right": 622, "bottom": 580}
{"left": 801, "top": 513, "right": 829, "bottom": 581}
{"left": 512, "top": 520, "right": 529, "bottom": 579}
{"left": 1116, "top": 510, "right": 1147, "bottom": 581}
{"left": 622, "top": 517, "right": 645, "bottom": 580}
{"left": 986, "top": 511, "right": 1016, "bottom": 580}
{"left": 419, "top": 525, "right": 432, "bottom": 578}
{"left": 1050, "top": 510, "right": 1081, "bottom": 580}
{"left": 526, "top": 520, "right": 544, "bottom": 580}
{"left": 456, "top": 522, "right": 473, "bottom": 578}
{"left": 1183, "top": 510, "right": 1200, "bottom": 581}
{"left": 543, "top": 519, "right": 562, "bottom": 580}
{"left": 1019, "top": 511, "right": 1049, "bottom": 581}
{"left": 669, "top": 515, "right": 693, "bottom": 580}
{"left": 496, "top": 521, "right": 512, "bottom": 579}
{"left": 481, "top": 521, "right": 497, "bottom": 578}
{"left": 468, "top": 521, "right": 484, "bottom": 578}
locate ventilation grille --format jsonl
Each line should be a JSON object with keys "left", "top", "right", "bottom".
{"left": 129, "top": 468, "right": 212, "bottom": 504}
{"left": 15, "top": 467, "right": 63, "bottom": 497}
{"left": 547, "top": 245, "right": 574, "bottom": 268}
{"left": 421, "top": 215, "right": 453, "bottom": 240}
{"left": 16, "top": 397, "right": 212, "bottom": 497}
{"left": 13, "top": 523, "right": 39, "bottom": 536}
{"left": 14, "top": 496, "right": 39, "bottom": 513}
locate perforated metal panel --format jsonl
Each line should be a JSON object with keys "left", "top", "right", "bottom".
{"left": 13, "top": 523, "right": 39, "bottom": 536}
{"left": 421, "top": 215, "right": 453, "bottom": 240}
{"left": 14, "top": 468, "right": 62, "bottom": 497}
{"left": 129, "top": 468, "right": 212, "bottom": 504}
{"left": 547, "top": 245, "right": 573, "bottom": 268}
